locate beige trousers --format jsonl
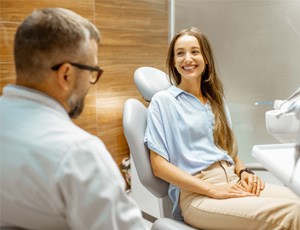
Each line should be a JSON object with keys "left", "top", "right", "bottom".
{"left": 180, "top": 161, "right": 300, "bottom": 230}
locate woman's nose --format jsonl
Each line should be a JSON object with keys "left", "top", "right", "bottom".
{"left": 184, "top": 52, "right": 192, "bottom": 61}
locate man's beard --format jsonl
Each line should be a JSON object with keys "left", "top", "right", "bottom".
{"left": 68, "top": 98, "right": 84, "bottom": 119}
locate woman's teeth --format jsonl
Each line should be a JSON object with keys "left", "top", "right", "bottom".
{"left": 183, "top": 66, "right": 195, "bottom": 70}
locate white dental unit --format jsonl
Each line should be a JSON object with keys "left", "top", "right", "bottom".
{"left": 252, "top": 88, "right": 300, "bottom": 196}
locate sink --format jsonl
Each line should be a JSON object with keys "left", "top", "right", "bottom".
{"left": 255, "top": 95, "right": 300, "bottom": 196}
{"left": 265, "top": 110, "right": 300, "bottom": 143}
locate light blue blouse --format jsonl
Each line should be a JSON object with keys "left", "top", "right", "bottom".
{"left": 144, "top": 85, "right": 234, "bottom": 219}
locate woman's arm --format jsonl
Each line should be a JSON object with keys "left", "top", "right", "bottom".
{"left": 150, "top": 150, "right": 254, "bottom": 199}
{"left": 233, "top": 155, "right": 246, "bottom": 176}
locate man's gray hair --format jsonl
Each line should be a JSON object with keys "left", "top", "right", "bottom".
{"left": 14, "top": 8, "right": 101, "bottom": 82}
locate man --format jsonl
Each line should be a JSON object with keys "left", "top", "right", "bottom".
{"left": 0, "top": 8, "right": 145, "bottom": 229}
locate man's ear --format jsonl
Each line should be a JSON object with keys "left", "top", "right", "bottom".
{"left": 55, "top": 63, "right": 73, "bottom": 91}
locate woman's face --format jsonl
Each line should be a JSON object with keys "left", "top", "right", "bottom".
{"left": 173, "top": 35, "right": 206, "bottom": 82}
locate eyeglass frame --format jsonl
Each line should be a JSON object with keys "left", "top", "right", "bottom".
{"left": 51, "top": 62, "right": 103, "bottom": 84}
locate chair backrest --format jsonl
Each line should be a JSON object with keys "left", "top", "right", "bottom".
{"left": 123, "top": 67, "right": 171, "bottom": 198}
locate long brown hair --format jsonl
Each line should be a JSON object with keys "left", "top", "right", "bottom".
{"left": 166, "top": 27, "right": 237, "bottom": 157}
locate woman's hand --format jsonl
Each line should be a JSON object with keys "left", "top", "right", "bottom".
{"left": 239, "top": 173, "right": 265, "bottom": 196}
{"left": 233, "top": 156, "right": 265, "bottom": 196}
{"left": 207, "top": 183, "right": 255, "bottom": 199}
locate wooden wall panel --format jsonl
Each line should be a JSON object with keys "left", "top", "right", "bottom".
{"left": 0, "top": 23, "right": 16, "bottom": 94}
{"left": 0, "top": 63, "right": 15, "bottom": 94}
{"left": 0, "top": 0, "right": 169, "bottom": 171}
{"left": 0, "top": 1, "right": 95, "bottom": 22}
{"left": 96, "top": 0, "right": 168, "bottom": 31}
{"left": 0, "top": 23, "right": 15, "bottom": 64}
{"left": 95, "top": 0, "right": 169, "bottom": 167}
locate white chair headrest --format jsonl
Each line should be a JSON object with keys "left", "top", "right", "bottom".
{"left": 134, "top": 67, "right": 171, "bottom": 101}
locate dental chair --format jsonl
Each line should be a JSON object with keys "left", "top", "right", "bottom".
{"left": 123, "top": 67, "right": 196, "bottom": 229}
{"left": 122, "top": 66, "right": 266, "bottom": 230}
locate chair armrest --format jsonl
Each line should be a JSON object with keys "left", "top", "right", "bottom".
{"left": 245, "top": 162, "right": 267, "bottom": 171}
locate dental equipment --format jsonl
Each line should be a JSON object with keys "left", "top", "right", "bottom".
{"left": 254, "top": 101, "right": 274, "bottom": 106}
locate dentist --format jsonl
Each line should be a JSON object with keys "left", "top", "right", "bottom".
{"left": 0, "top": 8, "right": 145, "bottom": 230}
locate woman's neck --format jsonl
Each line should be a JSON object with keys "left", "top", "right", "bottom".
{"left": 178, "top": 79, "right": 203, "bottom": 97}
{"left": 178, "top": 80, "right": 207, "bottom": 104}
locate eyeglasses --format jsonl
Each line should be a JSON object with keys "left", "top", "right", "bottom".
{"left": 51, "top": 62, "right": 103, "bottom": 84}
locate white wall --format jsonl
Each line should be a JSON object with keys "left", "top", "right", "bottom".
{"left": 173, "top": 0, "right": 300, "bottom": 163}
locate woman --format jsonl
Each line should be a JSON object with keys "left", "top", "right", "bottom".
{"left": 144, "top": 27, "right": 300, "bottom": 229}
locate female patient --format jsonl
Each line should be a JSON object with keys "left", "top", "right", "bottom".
{"left": 144, "top": 27, "right": 300, "bottom": 229}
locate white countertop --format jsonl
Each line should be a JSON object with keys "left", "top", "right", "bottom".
{"left": 252, "top": 143, "right": 300, "bottom": 196}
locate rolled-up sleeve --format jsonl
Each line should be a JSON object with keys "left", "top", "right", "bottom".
{"left": 144, "top": 99, "right": 170, "bottom": 161}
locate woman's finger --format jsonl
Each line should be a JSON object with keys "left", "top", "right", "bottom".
{"left": 231, "top": 184, "right": 255, "bottom": 196}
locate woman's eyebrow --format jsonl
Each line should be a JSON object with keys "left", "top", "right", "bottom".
{"left": 176, "top": 46, "right": 200, "bottom": 50}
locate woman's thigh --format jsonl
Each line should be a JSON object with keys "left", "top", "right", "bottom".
{"left": 180, "top": 190, "right": 300, "bottom": 230}
{"left": 260, "top": 183, "right": 299, "bottom": 200}
{"left": 180, "top": 162, "right": 300, "bottom": 230}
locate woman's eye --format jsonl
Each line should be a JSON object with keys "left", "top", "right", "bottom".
{"left": 192, "top": 50, "right": 200, "bottom": 54}
{"left": 176, "top": 51, "right": 184, "bottom": 56}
